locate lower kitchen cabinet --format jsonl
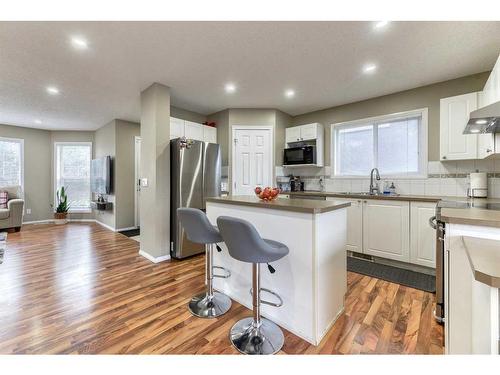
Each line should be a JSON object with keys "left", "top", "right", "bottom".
{"left": 327, "top": 197, "right": 363, "bottom": 253}
{"left": 362, "top": 199, "right": 410, "bottom": 262}
{"left": 409, "top": 202, "right": 436, "bottom": 268}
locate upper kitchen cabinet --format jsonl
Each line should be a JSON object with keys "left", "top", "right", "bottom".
{"left": 184, "top": 120, "right": 204, "bottom": 140}
{"left": 285, "top": 126, "right": 302, "bottom": 143}
{"left": 285, "top": 123, "right": 323, "bottom": 143}
{"left": 170, "top": 117, "right": 185, "bottom": 139}
{"left": 203, "top": 126, "right": 217, "bottom": 143}
{"left": 440, "top": 92, "right": 479, "bottom": 161}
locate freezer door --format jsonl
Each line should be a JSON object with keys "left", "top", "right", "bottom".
{"left": 203, "top": 142, "right": 221, "bottom": 208}
{"left": 170, "top": 139, "right": 204, "bottom": 259}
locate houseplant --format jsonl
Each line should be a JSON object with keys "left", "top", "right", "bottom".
{"left": 54, "top": 186, "right": 69, "bottom": 225}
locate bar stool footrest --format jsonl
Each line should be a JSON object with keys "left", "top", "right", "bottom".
{"left": 213, "top": 265, "right": 231, "bottom": 279}
{"left": 249, "top": 287, "right": 283, "bottom": 307}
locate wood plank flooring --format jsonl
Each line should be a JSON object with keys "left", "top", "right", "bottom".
{"left": 0, "top": 223, "right": 444, "bottom": 354}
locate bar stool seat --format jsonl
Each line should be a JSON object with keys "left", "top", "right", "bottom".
{"left": 177, "top": 208, "right": 232, "bottom": 318}
{"left": 217, "top": 216, "right": 289, "bottom": 355}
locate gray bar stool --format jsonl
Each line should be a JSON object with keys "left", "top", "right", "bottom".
{"left": 177, "top": 208, "right": 232, "bottom": 318}
{"left": 217, "top": 216, "right": 289, "bottom": 355}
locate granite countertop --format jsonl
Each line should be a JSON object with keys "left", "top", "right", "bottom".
{"left": 459, "top": 236, "right": 500, "bottom": 288}
{"left": 205, "top": 195, "right": 350, "bottom": 214}
{"left": 280, "top": 191, "right": 442, "bottom": 202}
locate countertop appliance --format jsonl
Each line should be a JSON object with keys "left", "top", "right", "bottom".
{"left": 430, "top": 199, "right": 500, "bottom": 323}
{"left": 468, "top": 172, "right": 488, "bottom": 198}
{"left": 289, "top": 176, "right": 305, "bottom": 192}
{"left": 283, "top": 145, "right": 317, "bottom": 166}
{"left": 170, "top": 138, "right": 221, "bottom": 259}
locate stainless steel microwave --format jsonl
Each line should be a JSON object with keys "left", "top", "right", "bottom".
{"left": 283, "top": 145, "right": 317, "bottom": 165}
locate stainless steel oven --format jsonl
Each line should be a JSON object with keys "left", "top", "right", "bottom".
{"left": 283, "top": 145, "right": 317, "bottom": 166}
{"left": 429, "top": 213, "right": 445, "bottom": 323}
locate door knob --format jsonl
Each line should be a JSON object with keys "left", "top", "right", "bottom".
{"left": 487, "top": 148, "right": 493, "bottom": 153}
{"left": 442, "top": 156, "right": 447, "bottom": 160}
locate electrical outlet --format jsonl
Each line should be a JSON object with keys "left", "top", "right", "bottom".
{"left": 26, "top": 208, "right": 31, "bottom": 215}
{"left": 140, "top": 178, "right": 148, "bottom": 187}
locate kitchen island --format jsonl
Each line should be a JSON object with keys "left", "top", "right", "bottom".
{"left": 205, "top": 195, "right": 350, "bottom": 345}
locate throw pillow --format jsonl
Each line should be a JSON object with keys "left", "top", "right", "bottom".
{"left": 0, "top": 191, "right": 8, "bottom": 209}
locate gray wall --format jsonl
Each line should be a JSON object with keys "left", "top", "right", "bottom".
{"left": 291, "top": 71, "right": 490, "bottom": 164}
{"left": 94, "top": 120, "right": 116, "bottom": 228}
{"left": 115, "top": 120, "right": 140, "bottom": 229}
{"left": 171, "top": 105, "right": 207, "bottom": 124}
{"left": 0, "top": 124, "right": 51, "bottom": 222}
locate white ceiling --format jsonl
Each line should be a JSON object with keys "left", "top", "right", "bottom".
{"left": 1, "top": 21, "right": 500, "bottom": 131}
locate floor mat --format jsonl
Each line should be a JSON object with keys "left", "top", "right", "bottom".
{"left": 119, "top": 228, "right": 140, "bottom": 237}
{"left": 347, "top": 256, "right": 435, "bottom": 293}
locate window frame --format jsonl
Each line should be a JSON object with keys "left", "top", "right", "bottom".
{"left": 53, "top": 141, "right": 93, "bottom": 213}
{"left": 0, "top": 136, "right": 25, "bottom": 193}
{"left": 330, "top": 108, "right": 428, "bottom": 179}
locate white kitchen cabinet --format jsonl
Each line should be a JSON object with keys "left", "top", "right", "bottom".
{"left": 362, "top": 199, "right": 410, "bottom": 262}
{"left": 203, "top": 126, "right": 217, "bottom": 143}
{"left": 440, "top": 92, "right": 479, "bottom": 161}
{"left": 184, "top": 121, "right": 204, "bottom": 141}
{"left": 327, "top": 197, "right": 363, "bottom": 253}
{"left": 409, "top": 202, "right": 436, "bottom": 268}
{"left": 481, "top": 54, "right": 500, "bottom": 108}
{"left": 285, "top": 126, "right": 302, "bottom": 143}
{"left": 285, "top": 123, "right": 323, "bottom": 143}
{"left": 170, "top": 117, "right": 185, "bottom": 139}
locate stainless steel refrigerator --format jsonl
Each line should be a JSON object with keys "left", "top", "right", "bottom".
{"left": 170, "top": 138, "right": 221, "bottom": 259}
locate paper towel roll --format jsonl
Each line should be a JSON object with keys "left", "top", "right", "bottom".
{"left": 469, "top": 172, "right": 488, "bottom": 197}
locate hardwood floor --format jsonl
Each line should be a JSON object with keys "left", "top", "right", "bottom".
{"left": 0, "top": 223, "right": 444, "bottom": 354}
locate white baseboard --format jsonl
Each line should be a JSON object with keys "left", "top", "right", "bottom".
{"left": 68, "top": 219, "right": 95, "bottom": 223}
{"left": 23, "top": 219, "right": 53, "bottom": 224}
{"left": 94, "top": 220, "right": 116, "bottom": 232}
{"left": 139, "top": 250, "right": 170, "bottom": 263}
{"left": 116, "top": 226, "right": 138, "bottom": 232}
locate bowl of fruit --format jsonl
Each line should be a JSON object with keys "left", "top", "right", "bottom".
{"left": 254, "top": 186, "right": 281, "bottom": 201}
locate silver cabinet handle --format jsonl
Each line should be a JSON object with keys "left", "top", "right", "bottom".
{"left": 487, "top": 148, "right": 493, "bottom": 153}
{"left": 442, "top": 155, "right": 447, "bottom": 160}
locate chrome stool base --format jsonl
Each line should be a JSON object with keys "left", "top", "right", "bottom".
{"left": 230, "top": 317, "right": 284, "bottom": 355}
{"left": 188, "top": 291, "right": 232, "bottom": 319}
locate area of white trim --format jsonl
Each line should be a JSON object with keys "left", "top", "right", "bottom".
{"left": 139, "top": 250, "right": 170, "bottom": 263}
{"left": 23, "top": 219, "right": 52, "bottom": 224}
{"left": 134, "top": 136, "right": 142, "bottom": 228}
{"left": 94, "top": 220, "right": 116, "bottom": 232}
{"left": 0, "top": 136, "right": 25, "bottom": 197}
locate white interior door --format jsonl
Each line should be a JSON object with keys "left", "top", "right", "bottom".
{"left": 134, "top": 136, "right": 141, "bottom": 227}
{"left": 232, "top": 127, "right": 273, "bottom": 195}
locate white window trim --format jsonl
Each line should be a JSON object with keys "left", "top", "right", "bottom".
{"left": 0, "top": 136, "right": 25, "bottom": 194}
{"left": 330, "top": 108, "right": 428, "bottom": 179}
{"left": 54, "top": 141, "right": 93, "bottom": 213}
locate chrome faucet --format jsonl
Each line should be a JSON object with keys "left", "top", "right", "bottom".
{"left": 369, "top": 168, "right": 381, "bottom": 195}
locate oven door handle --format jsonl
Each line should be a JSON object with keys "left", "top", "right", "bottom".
{"left": 429, "top": 215, "right": 437, "bottom": 230}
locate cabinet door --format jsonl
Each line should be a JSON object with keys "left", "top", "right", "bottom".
{"left": 300, "top": 123, "right": 318, "bottom": 141}
{"left": 440, "top": 92, "right": 478, "bottom": 160}
{"left": 478, "top": 133, "right": 495, "bottom": 159}
{"left": 327, "top": 197, "right": 363, "bottom": 253}
{"left": 203, "top": 126, "right": 217, "bottom": 143}
{"left": 170, "top": 117, "right": 185, "bottom": 140}
{"left": 409, "top": 202, "right": 436, "bottom": 268}
{"left": 362, "top": 199, "right": 410, "bottom": 262}
{"left": 285, "top": 127, "right": 301, "bottom": 143}
{"left": 184, "top": 121, "right": 204, "bottom": 141}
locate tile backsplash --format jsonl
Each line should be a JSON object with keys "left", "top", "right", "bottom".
{"left": 277, "top": 160, "right": 500, "bottom": 198}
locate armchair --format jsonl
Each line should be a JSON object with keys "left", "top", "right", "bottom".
{"left": 0, "top": 186, "right": 24, "bottom": 232}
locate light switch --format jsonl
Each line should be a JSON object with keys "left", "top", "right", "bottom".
{"left": 140, "top": 178, "right": 148, "bottom": 187}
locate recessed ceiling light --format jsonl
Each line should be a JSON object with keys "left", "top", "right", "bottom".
{"left": 470, "top": 129, "right": 480, "bottom": 133}
{"left": 224, "top": 83, "right": 236, "bottom": 93}
{"left": 363, "top": 64, "right": 377, "bottom": 74}
{"left": 475, "top": 119, "right": 488, "bottom": 125}
{"left": 34, "top": 119, "right": 42, "bottom": 125}
{"left": 71, "top": 36, "right": 88, "bottom": 50}
{"left": 46, "top": 86, "right": 60, "bottom": 95}
{"left": 374, "top": 21, "right": 390, "bottom": 29}
{"left": 285, "top": 89, "right": 295, "bottom": 98}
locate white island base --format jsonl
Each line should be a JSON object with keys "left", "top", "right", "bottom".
{"left": 206, "top": 197, "right": 348, "bottom": 345}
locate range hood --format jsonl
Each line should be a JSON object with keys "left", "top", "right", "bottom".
{"left": 463, "top": 100, "right": 500, "bottom": 134}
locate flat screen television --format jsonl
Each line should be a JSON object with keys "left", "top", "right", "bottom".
{"left": 91, "top": 156, "right": 112, "bottom": 195}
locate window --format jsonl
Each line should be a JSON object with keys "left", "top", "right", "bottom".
{"left": 0, "top": 137, "right": 24, "bottom": 189}
{"left": 332, "top": 109, "right": 428, "bottom": 178}
{"left": 55, "top": 142, "right": 92, "bottom": 212}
